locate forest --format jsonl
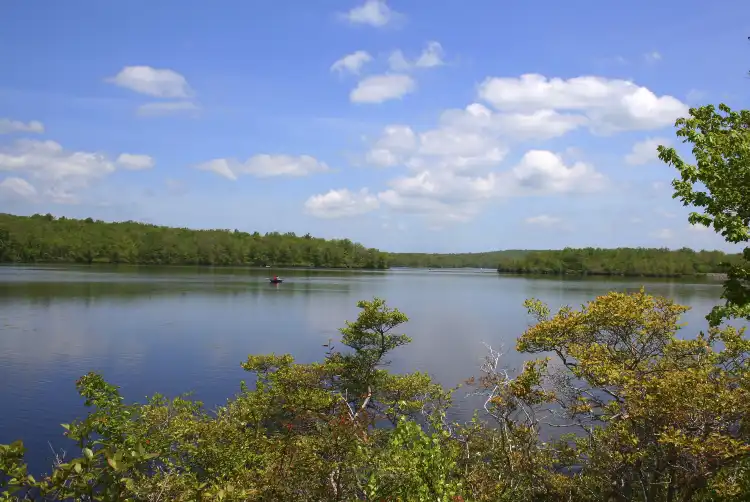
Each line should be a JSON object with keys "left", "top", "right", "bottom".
{"left": 0, "top": 213, "right": 389, "bottom": 269}
{"left": 0, "top": 213, "right": 738, "bottom": 277}
{"left": 494, "top": 247, "right": 741, "bottom": 277}
{"left": 387, "top": 250, "right": 530, "bottom": 268}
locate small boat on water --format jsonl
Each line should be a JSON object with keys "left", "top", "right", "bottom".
{"left": 269, "top": 276, "right": 283, "bottom": 284}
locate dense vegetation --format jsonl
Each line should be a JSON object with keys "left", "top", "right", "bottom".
{"left": 0, "top": 214, "right": 738, "bottom": 277}
{"left": 658, "top": 103, "right": 750, "bottom": 325}
{"left": 388, "top": 250, "right": 529, "bottom": 269}
{"left": 0, "top": 213, "right": 389, "bottom": 269}
{"left": 495, "top": 247, "right": 740, "bottom": 277}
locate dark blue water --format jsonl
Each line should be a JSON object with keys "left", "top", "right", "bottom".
{"left": 0, "top": 265, "right": 728, "bottom": 475}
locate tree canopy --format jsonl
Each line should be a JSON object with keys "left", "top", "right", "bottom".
{"left": 495, "top": 247, "right": 740, "bottom": 277}
{"left": 0, "top": 213, "right": 389, "bottom": 269}
{"left": 658, "top": 103, "right": 750, "bottom": 325}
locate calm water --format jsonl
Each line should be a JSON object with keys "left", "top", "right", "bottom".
{"left": 0, "top": 265, "right": 729, "bottom": 474}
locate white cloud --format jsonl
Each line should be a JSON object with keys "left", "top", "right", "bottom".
{"left": 363, "top": 103, "right": 584, "bottom": 174}
{"left": 625, "top": 137, "right": 670, "bottom": 165}
{"left": 137, "top": 101, "right": 199, "bottom": 117}
{"left": 415, "top": 41, "right": 445, "bottom": 68}
{"left": 652, "top": 228, "right": 674, "bottom": 240}
{"left": 478, "top": 73, "right": 688, "bottom": 133}
{"left": 507, "top": 150, "right": 606, "bottom": 195}
{"left": 197, "top": 159, "right": 237, "bottom": 180}
{"left": 0, "top": 177, "right": 37, "bottom": 200}
{"left": 331, "top": 50, "right": 373, "bottom": 75}
{"left": 0, "top": 118, "right": 44, "bottom": 134}
{"left": 644, "top": 51, "right": 662, "bottom": 64}
{"left": 342, "top": 0, "right": 400, "bottom": 27}
{"left": 107, "top": 66, "right": 193, "bottom": 98}
{"left": 305, "top": 188, "right": 379, "bottom": 218}
{"left": 524, "top": 214, "right": 561, "bottom": 226}
{"left": 687, "top": 223, "right": 711, "bottom": 233}
{"left": 388, "top": 41, "right": 445, "bottom": 71}
{"left": 116, "top": 153, "right": 155, "bottom": 170}
{"left": 0, "top": 139, "right": 117, "bottom": 203}
{"left": 366, "top": 125, "right": 417, "bottom": 167}
{"left": 350, "top": 74, "right": 415, "bottom": 103}
{"left": 197, "top": 154, "right": 329, "bottom": 180}
{"left": 388, "top": 50, "right": 411, "bottom": 72}
{"left": 372, "top": 149, "right": 606, "bottom": 223}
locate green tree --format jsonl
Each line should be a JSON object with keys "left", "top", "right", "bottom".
{"left": 658, "top": 103, "right": 750, "bottom": 325}
{"left": 511, "top": 290, "right": 750, "bottom": 501}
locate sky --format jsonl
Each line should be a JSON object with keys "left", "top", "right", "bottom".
{"left": 0, "top": 0, "right": 748, "bottom": 253}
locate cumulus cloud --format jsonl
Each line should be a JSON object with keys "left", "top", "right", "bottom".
{"left": 365, "top": 125, "right": 417, "bottom": 167}
{"left": 331, "top": 51, "right": 372, "bottom": 75}
{"left": 478, "top": 73, "right": 688, "bottom": 133}
{"left": 137, "top": 101, "right": 199, "bottom": 117}
{"left": 341, "top": 0, "right": 401, "bottom": 27}
{"left": 116, "top": 153, "right": 155, "bottom": 170}
{"left": 107, "top": 66, "right": 193, "bottom": 98}
{"left": 364, "top": 102, "right": 586, "bottom": 176}
{"left": 508, "top": 150, "right": 606, "bottom": 195}
{"left": 196, "top": 154, "right": 329, "bottom": 180}
{"left": 0, "top": 177, "right": 37, "bottom": 200}
{"left": 304, "top": 188, "right": 379, "bottom": 218}
{"left": 373, "top": 149, "right": 605, "bottom": 222}
{"left": 0, "top": 118, "right": 44, "bottom": 134}
{"left": 0, "top": 139, "right": 118, "bottom": 203}
{"left": 388, "top": 41, "right": 445, "bottom": 71}
{"left": 350, "top": 74, "right": 415, "bottom": 103}
{"left": 625, "top": 137, "right": 670, "bottom": 165}
{"left": 415, "top": 41, "right": 445, "bottom": 68}
{"left": 388, "top": 51, "right": 411, "bottom": 72}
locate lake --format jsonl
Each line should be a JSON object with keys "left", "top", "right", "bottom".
{"left": 0, "top": 265, "right": 729, "bottom": 475}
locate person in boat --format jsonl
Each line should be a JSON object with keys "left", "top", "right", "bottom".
{"left": 273, "top": 276, "right": 278, "bottom": 281}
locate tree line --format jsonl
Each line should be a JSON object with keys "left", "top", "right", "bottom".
{"left": 0, "top": 213, "right": 389, "bottom": 269}
{"left": 495, "top": 246, "right": 741, "bottom": 277}
{"left": 0, "top": 213, "right": 740, "bottom": 277}
{"left": 388, "top": 250, "right": 529, "bottom": 269}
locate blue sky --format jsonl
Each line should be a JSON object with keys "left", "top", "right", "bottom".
{"left": 0, "top": 0, "right": 748, "bottom": 253}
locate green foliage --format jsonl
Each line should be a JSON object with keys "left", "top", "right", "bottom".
{"left": 658, "top": 103, "right": 750, "bottom": 325}
{"left": 0, "top": 213, "right": 388, "bottom": 269}
{"left": 389, "top": 249, "right": 530, "bottom": 269}
{"left": 365, "top": 417, "right": 462, "bottom": 501}
{"left": 496, "top": 246, "right": 740, "bottom": 277}
{"left": 339, "top": 298, "right": 411, "bottom": 379}
{"left": 515, "top": 289, "right": 750, "bottom": 501}
{"left": 389, "top": 248, "right": 738, "bottom": 275}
